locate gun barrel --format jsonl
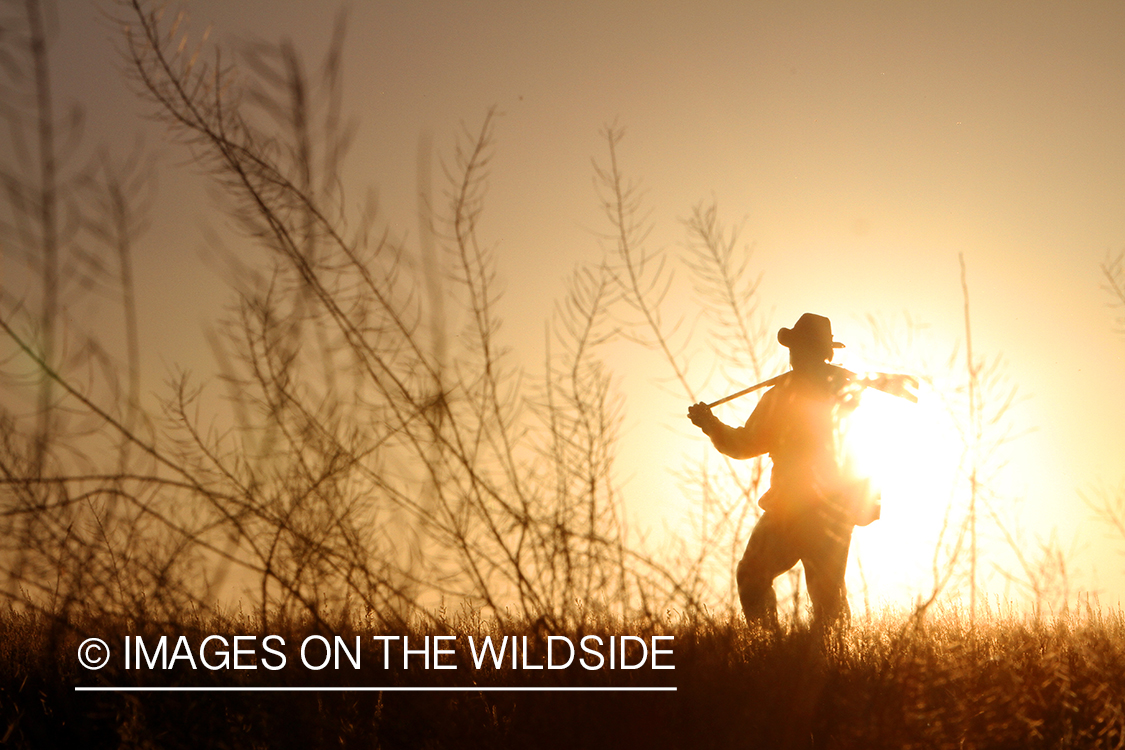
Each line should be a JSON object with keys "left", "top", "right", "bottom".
{"left": 704, "top": 370, "right": 918, "bottom": 409}
{"left": 859, "top": 373, "right": 920, "bottom": 403}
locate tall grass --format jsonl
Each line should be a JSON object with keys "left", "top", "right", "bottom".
{"left": 0, "top": 0, "right": 792, "bottom": 633}
{"left": 2, "top": 605, "right": 1123, "bottom": 748}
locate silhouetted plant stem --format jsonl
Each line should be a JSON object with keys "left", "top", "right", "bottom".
{"left": 25, "top": 0, "right": 58, "bottom": 474}
{"left": 959, "top": 252, "right": 979, "bottom": 626}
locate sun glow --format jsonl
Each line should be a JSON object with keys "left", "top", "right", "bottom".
{"left": 843, "top": 384, "right": 964, "bottom": 608}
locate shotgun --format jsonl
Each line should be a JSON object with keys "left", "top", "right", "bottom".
{"left": 705, "top": 366, "right": 918, "bottom": 409}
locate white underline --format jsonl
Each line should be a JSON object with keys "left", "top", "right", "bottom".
{"left": 75, "top": 686, "right": 676, "bottom": 693}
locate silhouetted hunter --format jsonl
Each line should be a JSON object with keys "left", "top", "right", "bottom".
{"left": 688, "top": 313, "right": 881, "bottom": 632}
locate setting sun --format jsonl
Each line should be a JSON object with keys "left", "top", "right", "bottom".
{"left": 845, "top": 384, "right": 966, "bottom": 606}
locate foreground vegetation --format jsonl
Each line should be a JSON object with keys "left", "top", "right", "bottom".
{"left": 1, "top": 604, "right": 1123, "bottom": 749}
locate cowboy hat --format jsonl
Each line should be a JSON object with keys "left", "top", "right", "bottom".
{"left": 777, "top": 313, "right": 846, "bottom": 352}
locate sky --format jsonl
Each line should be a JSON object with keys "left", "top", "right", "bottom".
{"left": 27, "top": 0, "right": 1125, "bottom": 610}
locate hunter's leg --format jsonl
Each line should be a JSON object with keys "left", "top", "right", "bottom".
{"left": 737, "top": 512, "right": 800, "bottom": 632}
{"left": 802, "top": 517, "right": 853, "bottom": 632}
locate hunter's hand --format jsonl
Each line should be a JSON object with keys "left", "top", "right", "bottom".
{"left": 687, "top": 402, "right": 717, "bottom": 432}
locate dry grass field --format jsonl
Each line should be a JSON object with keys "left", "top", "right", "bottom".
{"left": 2, "top": 604, "right": 1123, "bottom": 749}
